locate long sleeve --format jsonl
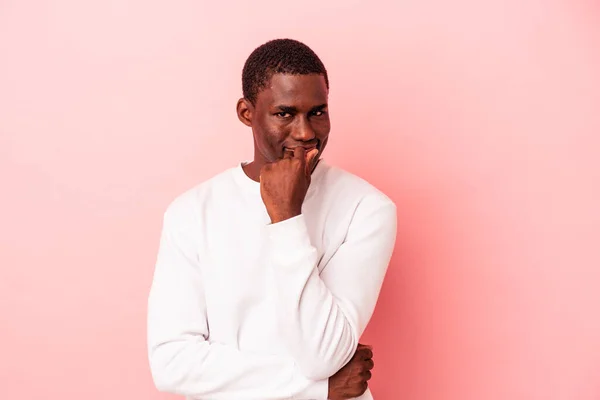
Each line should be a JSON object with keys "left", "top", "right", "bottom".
{"left": 264, "top": 195, "right": 397, "bottom": 381}
{"left": 147, "top": 198, "right": 328, "bottom": 400}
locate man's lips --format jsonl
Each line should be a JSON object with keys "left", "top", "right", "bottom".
{"left": 283, "top": 142, "right": 319, "bottom": 153}
{"left": 284, "top": 146, "right": 317, "bottom": 152}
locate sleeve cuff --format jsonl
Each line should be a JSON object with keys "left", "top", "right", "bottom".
{"left": 264, "top": 214, "right": 314, "bottom": 264}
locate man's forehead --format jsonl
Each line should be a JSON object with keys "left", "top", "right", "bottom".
{"left": 260, "top": 73, "right": 328, "bottom": 103}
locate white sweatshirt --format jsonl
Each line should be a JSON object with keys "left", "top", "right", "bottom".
{"left": 147, "top": 160, "right": 397, "bottom": 400}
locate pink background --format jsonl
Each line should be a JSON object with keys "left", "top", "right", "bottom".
{"left": 1, "top": 1, "right": 599, "bottom": 399}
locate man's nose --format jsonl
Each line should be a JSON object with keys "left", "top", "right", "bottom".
{"left": 291, "top": 116, "right": 316, "bottom": 142}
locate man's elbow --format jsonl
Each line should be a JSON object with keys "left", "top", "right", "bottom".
{"left": 148, "top": 344, "right": 188, "bottom": 394}
{"left": 149, "top": 352, "right": 175, "bottom": 392}
{"left": 151, "top": 372, "right": 175, "bottom": 394}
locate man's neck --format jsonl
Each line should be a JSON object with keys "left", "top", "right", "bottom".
{"left": 241, "top": 161, "right": 262, "bottom": 182}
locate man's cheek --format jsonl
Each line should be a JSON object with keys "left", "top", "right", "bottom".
{"left": 268, "top": 137, "right": 284, "bottom": 159}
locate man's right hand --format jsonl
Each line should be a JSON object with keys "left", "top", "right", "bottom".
{"left": 328, "top": 344, "right": 374, "bottom": 400}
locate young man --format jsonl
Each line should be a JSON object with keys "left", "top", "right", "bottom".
{"left": 147, "top": 39, "right": 397, "bottom": 399}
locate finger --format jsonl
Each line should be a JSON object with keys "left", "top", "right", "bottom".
{"left": 293, "top": 146, "right": 306, "bottom": 163}
{"left": 361, "top": 381, "right": 369, "bottom": 394}
{"left": 358, "top": 343, "right": 373, "bottom": 350}
{"left": 365, "top": 358, "right": 375, "bottom": 370}
{"left": 362, "top": 370, "right": 372, "bottom": 381}
{"left": 359, "top": 347, "right": 373, "bottom": 360}
{"left": 306, "top": 148, "right": 319, "bottom": 175}
{"left": 354, "top": 346, "right": 371, "bottom": 360}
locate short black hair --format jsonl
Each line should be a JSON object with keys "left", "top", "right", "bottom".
{"left": 242, "top": 38, "right": 329, "bottom": 105}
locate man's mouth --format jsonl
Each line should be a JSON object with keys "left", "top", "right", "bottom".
{"left": 283, "top": 142, "right": 319, "bottom": 154}
{"left": 284, "top": 146, "right": 317, "bottom": 152}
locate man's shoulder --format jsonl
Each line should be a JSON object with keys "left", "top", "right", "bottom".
{"left": 162, "top": 166, "right": 237, "bottom": 221}
{"left": 320, "top": 163, "right": 396, "bottom": 210}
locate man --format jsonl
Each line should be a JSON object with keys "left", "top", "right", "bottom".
{"left": 147, "top": 39, "right": 397, "bottom": 399}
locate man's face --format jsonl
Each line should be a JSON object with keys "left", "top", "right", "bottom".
{"left": 238, "top": 73, "right": 330, "bottom": 172}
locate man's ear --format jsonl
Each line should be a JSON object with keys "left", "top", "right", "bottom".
{"left": 236, "top": 98, "right": 253, "bottom": 127}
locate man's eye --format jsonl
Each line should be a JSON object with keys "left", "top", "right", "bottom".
{"left": 312, "top": 110, "right": 326, "bottom": 116}
{"left": 276, "top": 112, "right": 291, "bottom": 118}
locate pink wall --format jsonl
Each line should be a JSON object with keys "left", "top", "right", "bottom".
{"left": 1, "top": 1, "right": 599, "bottom": 399}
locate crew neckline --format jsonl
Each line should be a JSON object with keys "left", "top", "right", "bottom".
{"left": 232, "top": 159, "right": 327, "bottom": 198}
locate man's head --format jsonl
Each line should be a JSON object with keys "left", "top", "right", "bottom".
{"left": 237, "top": 39, "right": 330, "bottom": 179}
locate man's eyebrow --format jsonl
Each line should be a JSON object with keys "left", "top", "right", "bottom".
{"left": 275, "top": 104, "right": 328, "bottom": 113}
{"left": 276, "top": 105, "right": 298, "bottom": 113}
{"left": 311, "top": 104, "right": 328, "bottom": 112}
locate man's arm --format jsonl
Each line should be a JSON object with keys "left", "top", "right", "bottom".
{"left": 147, "top": 199, "right": 327, "bottom": 400}
{"left": 264, "top": 196, "right": 397, "bottom": 381}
